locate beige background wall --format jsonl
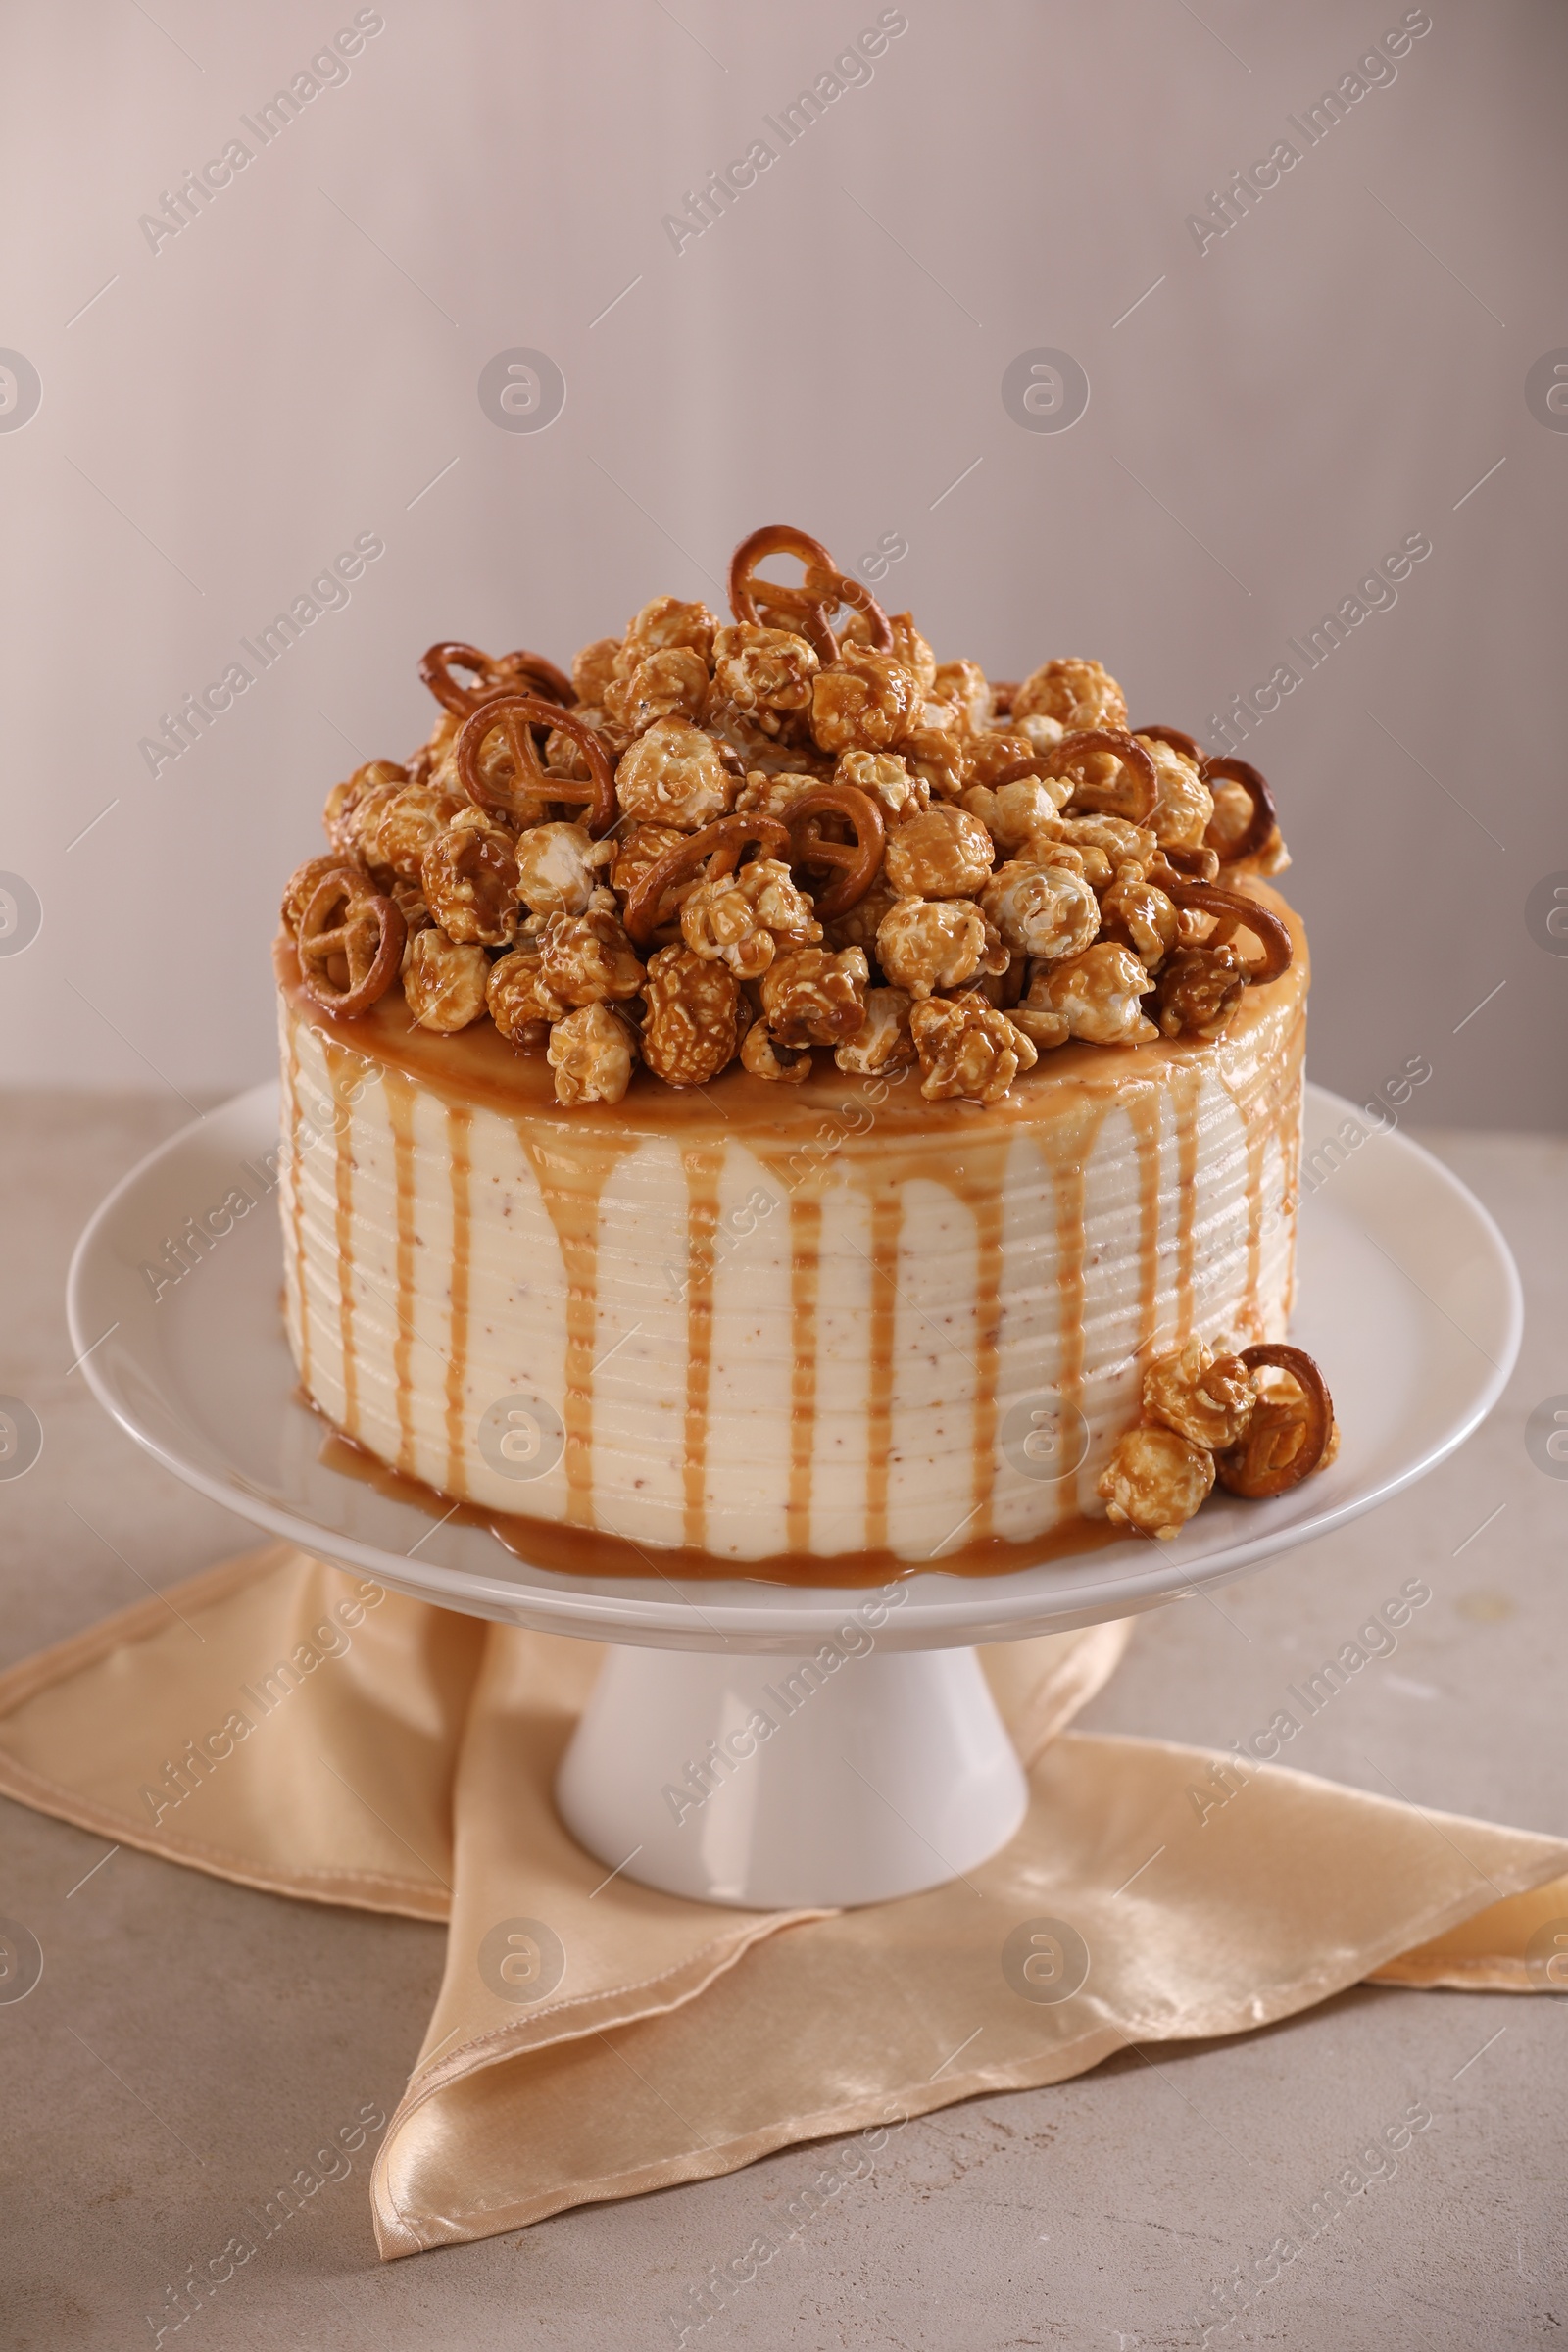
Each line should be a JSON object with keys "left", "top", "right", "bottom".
{"left": 1, "top": 0, "right": 1562, "bottom": 1125}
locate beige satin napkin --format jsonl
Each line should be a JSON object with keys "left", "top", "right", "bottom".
{"left": 1, "top": 1544, "right": 1563, "bottom": 2260}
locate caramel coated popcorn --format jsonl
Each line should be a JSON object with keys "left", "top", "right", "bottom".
{"left": 640, "top": 944, "right": 747, "bottom": 1087}
{"left": 759, "top": 945, "right": 869, "bottom": 1046}
{"left": 710, "top": 623, "right": 819, "bottom": 718}
{"left": 548, "top": 1002, "right": 637, "bottom": 1106}
{"left": 885, "top": 807, "right": 995, "bottom": 900}
{"left": 1097, "top": 1423, "right": 1215, "bottom": 1539}
{"left": 615, "top": 717, "right": 734, "bottom": 830}
{"left": 1012, "top": 657, "right": 1128, "bottom": 732}
{"left": 909, "top": 993, "right": 1038, "bottom": 1104}
{"left": 876, "top": 896, "right": 997, "bottom": 999}
{"left": 681, "top": 858, "right": 821, "bottom": 978}
{"left": 283, "top": 519, "right": 1297, "bottom": 1102}
{"left": 809, "top": 647, "right": 923, "bottom": 754}
{"left": 403, "top": 927, "right": 490, "bottom": 1032}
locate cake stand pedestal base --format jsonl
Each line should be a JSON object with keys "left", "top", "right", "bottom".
{"left": 555, "top": 1642, "right": 1030, "bottom": 1909}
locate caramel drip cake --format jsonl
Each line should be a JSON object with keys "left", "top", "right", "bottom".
{"left": 277, "top": 524, "right": 1335, "bottom": 1583}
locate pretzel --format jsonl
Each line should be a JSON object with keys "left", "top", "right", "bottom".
{"left": 1216, "top": 1345, "right": 1334, "bottom": 1499}
{"left": 1134, "top": 723, "right": 1204, "bottom": 765}
{"left": 1163, "top": 881, "right": 1293, "bottom": 985}
{"left": 454, "top": 694, "right": 617, "bottom": 835}
{"left": 295, "top": 867, "right": 406, "bottom": 1017}
{"left": 621, "top": 813, "right": 790, "bottom": 947}
{"left": 728, "top": 524, "right": 893, "bottom": 665}
{"left": 418, "top": 641, "right": 573, "bottom": 717}
{"left": 1200, "top": 754, "right": 1279, "bottom": 865}
{"left": 782, "top": 783, "right": 886, "bottom": 920}
{"left": 1046, "top": 728, "right": 1159, "bottom": 824}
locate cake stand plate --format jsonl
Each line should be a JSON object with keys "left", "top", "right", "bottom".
{"left": 67, "top": 1081, "right": 1520, "bottom": 1908}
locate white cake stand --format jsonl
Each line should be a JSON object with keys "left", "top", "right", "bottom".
{"left": 67, "top": 1081, "right": 1520, "bottom": 1910}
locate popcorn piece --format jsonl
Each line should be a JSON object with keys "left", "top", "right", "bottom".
{"left": 1100, "top": 863, "right": 1179, "bottom": 969}
{"left": 824, "top": 868, "right": 899, "bottom": 956}
{"left": 981, "top": 858, "right": 1101, "bottom": 960}
{"left": 611, "top": 821, "right": 686, "bottom": 903}
{"left": 887, "top": 612, "right": 937, "bottom": 693}
{"left": 616, "top": 594, "right": 717, "bottom": 671}
{"left": 1012, "top": 658, "right": 1128, "bottom": 732}
{"left": 732, "top": 769, "right": 829, "bottom": 824}
{"left": 965, "top": 730, "right": 1048, "bottom": 790}
{"left": 372, "top": 783, "right": 466, "bottom": 880}
{"left": 760, "top": 945, "right": 869, "bottom": 1046}
{"left": 1206, "top": 781, "right": 1256, "bottom": 859}
{"left": 1030, "top": 941, "right": 1158, "bottom": 1044}
{"left": 809, "top": 647, "right": 923, "bottom": 754}
{"left": 571, "top": 636, "right": 621, "bottom": 706}
{"left": 545, "top": 707, "right": 629, "bottom": 780}
{"left": 1030, "top": 813, "right": 1157, "bottom": 890}
{"left": 1097, "top": 1424, "right": 1214, "bottom": 1539}
{"left": 1153, "top": 943, "right": 1248, "bottom": 1039}
{"left": 1143, "top": 1337, "right": 1257, "bottom": 1451}
{"left": 1012, "top": 712, "right": 1065, "bottom": 758}
{"left": 1009, "top": 1001, "right": 1070, "bottom": 1052}
{"left": 548, "top": 1003, "right": 637, "bottom": 1106}
{"left": 900, "top": 728, "right": 970, "bottom": 805}
{"left": 931, "top": 660, "right": 992, "bottom": 734}
{"left": 514, "top": 820, "right": 613, "bottom": 917}
{"left": 961, "top": 773, "right": 1072, "bottom": 853}
{"left": 604, "top": 645, "right": 710, "bottom": 734}
{"left": 884, "top": 806, "right": 995, "bottom": 899}
{"left": 834, "top": 750, "right": 930, "bottom": 825}
{"left": 876, "top": 897, "right": 1001, "bottom": 999}
{"left": 486, "top": 949, "right": 556, "bottom": 1046}
{"left": 834, "top": 986, "right": 916, "bottom": 1075}
{"left": 535, "top": 898, "right": 645, "bottom": 1007}
{"left": 641, "top": 944, "right": 747, "bottom": 1087}
{"left": 681, "top": 858, "right": 821, "bottom": 979}
{"left": 419, "top": 811, "right": 520, "bottom": 948}
{"left": 323, "top": 759, "right": 406, "bottom": 859}
{"left": 710, "top": 623, "right": 819, "bottom": 717}
{"left": 740, "top": 1022, "right": 812, "bottom": 1084}
{"left": 1137, "top": 734, "right": 1214, "bottom": 852}
{"left": 615, "top": 717, "right": 734, "bottom": 830}
{"left": 908, "top": 992, "right": 1038, "bottom": 1104}
{"left": 403, "top": 928, "right": 490, "bottom": 1033}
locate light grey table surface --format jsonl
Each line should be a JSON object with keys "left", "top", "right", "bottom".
{"left": 2, "top": 1093, "right": 1564, "bottom": 2352}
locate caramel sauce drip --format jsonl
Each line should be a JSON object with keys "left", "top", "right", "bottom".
{"left": 316, "top": 1418, "right": 1126, "bottom": 1587}
{"left": 516, "top": 1125, "right": 641, "bottom": 1530}
{"left": 284, "top": 1023, "right": 312, "bottom": 1392}
{"left": 320, "top": 1040, "right": 360, "bottom": 1435}
{"left": 444, "top": 1104, "right": 472, "bottom": 1494}
{"left": 962, "top": 1143, "right": 1007, "bottom": 1546}
{"left": 1124, "top": 1084, "right": 1164, "bottom": 1364}
{"left": 1171, "top": 1061, "right": 1203, "bottom": 1347}
{"left": 786, "top": 1190, "right": 823, "bottom": 1553}
{"left": 680, "top": 1145, "right": 724, "bottom": 1551}
{"left": 862, "top": 1181, "right": 904, "bottom": 1554}
{"left": 386, "top": 1069, "right": 418, "bottom": 1476}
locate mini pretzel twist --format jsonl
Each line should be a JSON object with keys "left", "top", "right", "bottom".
{"left": 728, "top": 524, "right": 893, "bottom": 665}
{"left": 1042, "top": 728, "right": 1160, "bottom": 824}
{"left": 621, "top": 814, "right": 791, "bottom": 947}
{"left": 1200, "top": 754, "right": 1279, "bottom": 866}
{"left": 1163, "top": 881, "right": 1293, "bottom": 985}
{"left": 295, "top": 866, "right": 406, "bottom": 1017}
{"left": 418, "top": 641, "right": 574, "bottom": 717}
{"left": 781, "top": 782, "right": 887, "bottom": 920}
{"left": 1134, "top": 722, "right": 1204, "bottom": 765}
{"left": 454, "top": 694, "right": 617, "bottom": 835}
{"left": 1216, "top": 1345, "right": 1334, "bottom": 1498}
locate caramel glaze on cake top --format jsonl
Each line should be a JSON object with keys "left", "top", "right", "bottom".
{"left": 276, "top": 878, "right": 1305, "bottom": 1587}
